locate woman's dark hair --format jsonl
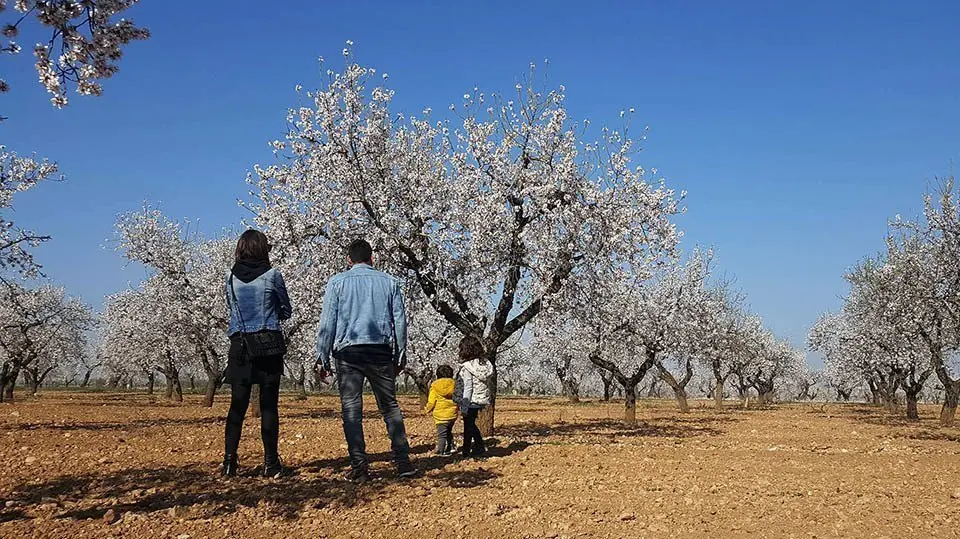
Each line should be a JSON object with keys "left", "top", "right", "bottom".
{"left": 436, "top": 365, "right": 454, "bottom": 379}
{"left": 347, "top": 239, "right": 373, "bottom": 264}
{"left": 235, "top": 229, "right": 271, "bottom": 263}
{"left": 458, "top": 335, "right": 484, "bottom": 362}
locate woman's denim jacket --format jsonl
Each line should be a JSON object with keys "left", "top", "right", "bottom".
{"left": 225, "top": 268, "right": 292, "bottom": 335}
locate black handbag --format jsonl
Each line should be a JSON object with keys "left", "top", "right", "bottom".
{"left": 229, "top": 274, "right": 286, "bottom": 358}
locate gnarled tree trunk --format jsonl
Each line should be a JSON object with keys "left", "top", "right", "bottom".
{"left": 590, "top": 348, "right": 656, "bottom": 426}
{"left": 900, "top": 367, "right": 932, "bottom": 421}
{"left": 599, "top": 369, "right": 614, "bottom": 402}
{"left": 711, "top": 359, "right": 727, "bottom": 409}
{"left": 162, "top": 364, "right": 183, "bottom": 402}
{"left": 477, "top": 360, "right": 497, "bottom": 437}
{"left": 940, "top": 382, "right": 959, "bottom": 426}
{"left": 203, "top": 372, "right": 223, "bottom": 407}
{"left": 2, "top": 364, "right": 20, "bottom": 401}
{"left": 657, "top": 359, "right": 694, "bottom": 413}
{"left": 623, "top": 382, "right": 638, "bottom": 426}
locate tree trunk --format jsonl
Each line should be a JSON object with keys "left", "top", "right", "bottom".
{"left": 657, "top": 361, "right": 693, "bottom": 413}
{"left": 477, "top": 359, "right": 497, "bottom": 437}
{"left": 24, "top": 369, "right": 39, "bottom": 395}
{"left": 164, "top": 367, "right": 183, "bottom": 402}
{"left": 905, "top": 389, "right": 920, "bottom": 421}
{"left": 601, "top": 375, "right": 613, "bottom": 401}
{"left": 146, "top": 371, "right": 155, "bottom": 395}
{"left": 940, "top": 381, "right": 959, "bottom": 426}
{"left": 3, "top": 365, "right": 20, "bottom": 401}
{"left": 562, "top": 378, "right": 580, "bottom": 403}
{"left": 250, "top": 384, "right": 262, "bottom": 418}
{"left": 80, "top": 369, "right": 93, "bottom": 388}
{"left": 202, "top": 371, "right": 223, "bottom": 408}
{"left": 173, "top": 372, "right": 183, "bottom": 402}
{"left": 188, "top": 375, "right": 196, "bottom": 392}
{"left": 418, "top": 390, "right": 429, "bottom": 408}
{"left": 645, "top": 376, "right": 659, "bottom": 399}
{"left": 713, "top": 373, "right": 725, "bottom": 409}
{"left": 295, "top": 372, "right": 308, "bottom": 400}
{"left": 0, "top": 363, "right": 10, "bottom": 403}
{"left": 672, "top": 386, "right": 689, "bottom": 413}
{"left": 624, "top": 382, "right": 638, "bottom": 426}
{"left": 866, "top": 378, "right": 882, "bottom": 405}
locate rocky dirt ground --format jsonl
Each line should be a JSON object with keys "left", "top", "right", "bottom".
{"left": 0, "top": 392, "right": 958, "bottom": 538}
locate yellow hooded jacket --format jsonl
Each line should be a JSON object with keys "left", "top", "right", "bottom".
{"left": 424, "top": 377, "right": 458, "bottom": 424}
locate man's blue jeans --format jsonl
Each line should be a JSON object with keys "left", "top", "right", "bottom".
{"left": 334, "top": 345, "right": 411, "bottom": 471}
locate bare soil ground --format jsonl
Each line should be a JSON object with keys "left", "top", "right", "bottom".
{"left": 0, "top": 392, "right": 958, "bottom": 538}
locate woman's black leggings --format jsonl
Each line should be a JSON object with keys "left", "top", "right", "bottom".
{"left": 224, "top": 382, "right": 280, "bottom": 457}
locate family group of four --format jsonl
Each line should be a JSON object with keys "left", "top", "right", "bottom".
{"left": 222, "top": 230, "right": 493, "bottom": 483}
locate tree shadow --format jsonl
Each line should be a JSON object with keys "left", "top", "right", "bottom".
{"left": 497, "top": 417, "right": 724, "bottom": 442}
{"left": 0, "top": 509, "right": 27, "bottom": 523}
{"left": 429, "top": 467, "right": 499, "bottom": 488}
{"left": 894, "top": 429, "right": 960, "bottom": 443}
{"left": 824, "top": 405, "right": 924, "bottom": 428}
{"left": 299, "top": 439, "right": 531, "bottom": 477}
{"left": 0, "top": 463, "right": 369, "bottom": 522}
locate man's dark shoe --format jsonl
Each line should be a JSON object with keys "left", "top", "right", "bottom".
{"left": 221, "top": 454, "right": 238, "bottom": 477}
{"left": 396, "top": 461, "right": 419, "bottom": 479}
{"left": 470, "top": 448, "right": 488, "bottom": 459}
{"left": 263, "top": 455, "right": 287, "bottom": 478}
{"left": 344, "top": 467, "right": 370, "bottom": 484}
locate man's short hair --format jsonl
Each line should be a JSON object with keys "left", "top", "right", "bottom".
{"left": 347, "top": 239, "right": 373, "bottom": 264}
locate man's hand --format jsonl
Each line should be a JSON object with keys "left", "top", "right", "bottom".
{"left": 314, "top": 362, "right": 332, "bottom": 383}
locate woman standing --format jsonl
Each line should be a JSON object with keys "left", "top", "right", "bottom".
{"left": 222, "top": 229, "right": 292, "bottom": 478}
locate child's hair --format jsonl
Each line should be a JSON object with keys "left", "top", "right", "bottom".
{"left": 436, "top": 364, "right": 454, "bottom": 378}
{"left": 458, "top": 335, "right": 484, "bottom": 362}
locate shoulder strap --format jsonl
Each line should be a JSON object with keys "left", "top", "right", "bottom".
{"left": 228, "top": 274, "right": 247, "bottom": 333}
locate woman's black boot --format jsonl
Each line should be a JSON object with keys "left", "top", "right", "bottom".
{"left": 263, "top": 454, "right": 286, "bottom": 478}
{"left": 221, "top": 454, "right": 238, "bottom": 477}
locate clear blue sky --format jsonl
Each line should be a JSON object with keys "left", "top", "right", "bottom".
{"left": 5, "top": 0, "right": 960, "bottom": 363}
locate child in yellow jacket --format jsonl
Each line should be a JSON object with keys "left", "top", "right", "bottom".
{"left": 424, "top": 365, "right": 458, "bottom": 456}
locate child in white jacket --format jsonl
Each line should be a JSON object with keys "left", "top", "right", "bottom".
{"left": 456, "top": 336, "right": 493, "bottom": 458}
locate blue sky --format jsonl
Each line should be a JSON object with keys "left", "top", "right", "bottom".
{"left": 4, "top": 0, "right": 960, "bottom": 363}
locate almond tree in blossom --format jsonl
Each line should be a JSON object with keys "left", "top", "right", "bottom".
{"left": 1, "top": 1, "right": 148, "bottom": 278}
{"left": 0, "top": 147, "right": 59, "bottom": 277}
{"left": 113, "top": 207, "right": 232, "bottom": 406}
{"left": 0, "top": 279, "right": 92, "bottom": 400}
{"left": 1, "top": 0, "right": 149, "bottom": 112}
{"left": 245, "top": 46, "right": 683, "bottom": 433}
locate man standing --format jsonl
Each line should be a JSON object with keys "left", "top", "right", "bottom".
{"left": 316, "top": 239, "right": 417, "bottom": 483}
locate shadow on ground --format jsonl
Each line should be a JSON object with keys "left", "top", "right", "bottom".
{"left": 0, "top": 440, "right": 530, "bottom": 523}
{"left": 300, "top": 439, "right": 531, "bottom": 478}
{"left": 497, "top": 416, "right": 728, "bottom": 442}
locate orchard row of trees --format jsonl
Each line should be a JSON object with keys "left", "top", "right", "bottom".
{"left": 77, "top": 49, "right": 808, "bottom": 431}
{"left": 1, "top": 5, "right": 814, "bottom": 425}
{"left": 809, "top": 179, "right": 960, "bottom": 425}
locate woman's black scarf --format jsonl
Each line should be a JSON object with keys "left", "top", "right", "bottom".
{"left": 231, "top": 258, "right": 271, "bottom": 283}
